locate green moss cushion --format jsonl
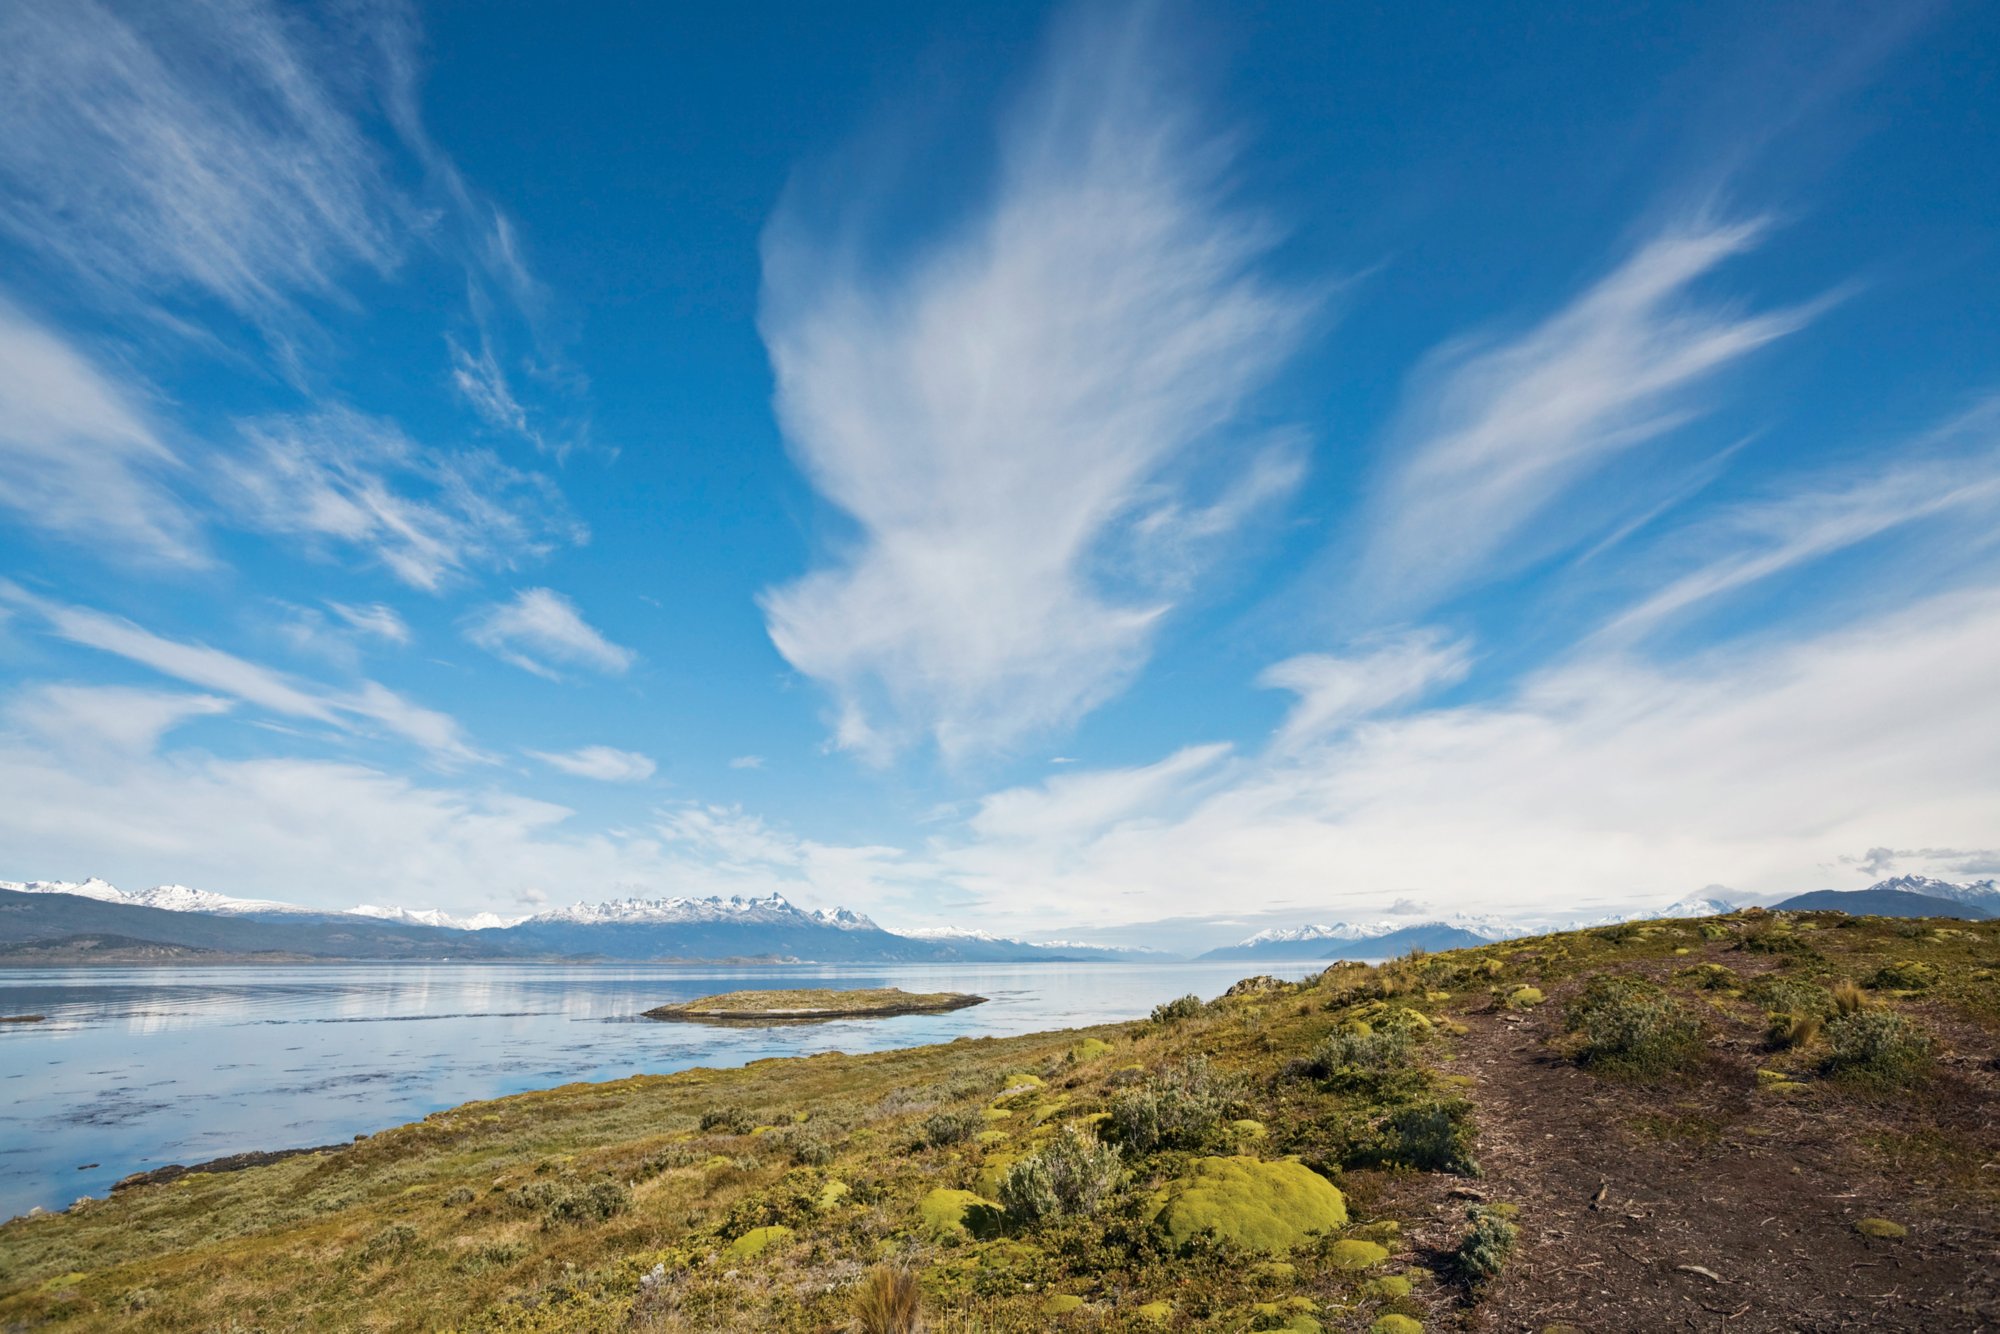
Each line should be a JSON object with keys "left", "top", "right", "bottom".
{"left": 1326, "top": 1238, "right": 1389, "bottom": 1269}
{"left": 919, "top": 1188, "right": 1003, "bottom": 1240}
{"left": 723, "top": 1224, "right": 792, "bottom": 1259}
{"left": 1151, "top": 1156, "right": 1346, "bottom": 1254}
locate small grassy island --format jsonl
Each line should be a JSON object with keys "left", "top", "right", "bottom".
{"left": 2, "top": 910, "right": 1996, "bottom": 1330}
{"left": 643, "top": 987, "right": 987, "bottom": 1024}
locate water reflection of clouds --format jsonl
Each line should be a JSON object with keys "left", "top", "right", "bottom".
{"left": 0, "top": 960, "right": 1323, "bottom": 1218}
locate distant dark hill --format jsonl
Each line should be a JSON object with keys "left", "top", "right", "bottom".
{"left": 1770, "top": 888, "right": 1991, "bottom": 920}
{"left": 0, "top": 888, "right": 1154, "bottom": 964}
{"left": 0, "top": 890, "right": 523, "bottom": 960}
{"left": 1320, "top": 923, "right": 1494, "bottom": 960}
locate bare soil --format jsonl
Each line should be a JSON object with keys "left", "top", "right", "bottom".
{"left": 1382, "top": 943, "right": 2000, "bottom": 1333}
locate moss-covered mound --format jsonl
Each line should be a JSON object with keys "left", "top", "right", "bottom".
{"left": 918, "top": 1188, "right": 1002, "bottom": 1240}
{"left": 1150, "top": 1155, "right": 1347, "bottom": 1253}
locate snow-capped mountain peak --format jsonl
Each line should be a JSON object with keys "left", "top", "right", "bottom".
{"left": 1866, "top": 874, "right": 2000, "bottom": 907}
{"left": 530, "top": 891, "right": 878, "bottom": 931}
{"left": 1, "top": 877, "right": 299, "bottom": 915}
{"left": 348, "top": 904, "right": 528, "bottom": 931}
{"left": 1233, "top": 912, "right": 1514, "bottom": 948}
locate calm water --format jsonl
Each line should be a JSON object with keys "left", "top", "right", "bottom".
{"left": 0, "top": 960, "right": 1321, "bottom": 1219}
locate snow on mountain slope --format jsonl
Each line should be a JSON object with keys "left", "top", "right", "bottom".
{"left": 529, "top": 892, "right": 880, "bottom": 932}
{"left": 349, "top": 904, "right": 528, "bottom": 931}
{"left": 1233, "top": 912, "right": 1514, "bottom": 948}
{"left": 0, "top": 878, "right": 301, "bottom": 915}
{"left": 1867, "top": 875, "right": 2000, "bottom": 909}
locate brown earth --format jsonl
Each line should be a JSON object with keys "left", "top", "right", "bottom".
{"left": 1381, "top": 942, "right": 2000, "bottom": 1333}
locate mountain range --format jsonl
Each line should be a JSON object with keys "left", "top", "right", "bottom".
{"left": 3, "top": 874, "right": 1992, "bottom": 964}
{"left": 0, "top": 880, "right": 1158, "bottom": 964}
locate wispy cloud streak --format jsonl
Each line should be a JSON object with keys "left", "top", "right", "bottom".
{"left": 0, "top": 582, "right": 485, "bottom": 764}
{"left": 466, "top": 589, "right": 635, "bottom": 679}
{"left": 1365, "top": 219, "right": 1812, "bottom": 611}
{"left": 222, "top": 410, "right": 583, "bottom": 591}
{"left": 0, "top": 301, "right": 202, "bottom": 563}
{"left": 0, "top": 0, "right": 401, "bottom": 322}
{"left": 758, "top": 7, "right": 1309, "bottom": 762}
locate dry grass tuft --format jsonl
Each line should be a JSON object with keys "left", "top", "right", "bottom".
{"left": 1830, "top": 978, "right": 1868, "bottom": 1015}
{"left": 853, "top": 1265, "right": 923, "bottom": 1334}
{"left": 1766, "top": 1011, "right": 1823, "bottom": 1050}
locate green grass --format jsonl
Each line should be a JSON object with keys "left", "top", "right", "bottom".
{"left": 3, "top": 909, "right": 1995, "bottom": 1330}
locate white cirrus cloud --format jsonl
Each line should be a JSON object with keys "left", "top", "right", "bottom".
{"left": 529, "top": 745, "right": 657, "bottom": 783}
{"left": 0, "top": 581, "right": 486, "bottom": 765}
{"left": 326, "top": 601, "right": 412, "bottom": 646}
{"left": 1364, "top": 218, "right": 1815, "bottom": 612}
{"left": 5, "top": 683, "right": 232, "bottom": 756}
{"left": 221, "top": 409, "right": 583, "bottom": 592}
{"left": 1594, "top": 402, "right": 2000, "bottom": 642}
{"left": 757, "top": 6, "right": 1309, "bottom": 763}
{"left": 0, "top": 0, "right": 401, "bottom": 321}
{"left": 0, "top": 299, "right": 203, "bottom": 563}
{"left": 1259, "top": 631, "right": 1475, "bottom": 749}
{"left": 448, "top": 333, "right": 533, "bottom": 439}
{"left": 465, "top": 588, "right": 636, "bottom": 679}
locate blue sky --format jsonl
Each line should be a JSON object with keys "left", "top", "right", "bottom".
{"left": 1, "top": 0, "right": 1997, "bottom": 944}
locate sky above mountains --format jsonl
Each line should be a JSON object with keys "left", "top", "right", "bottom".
{"left": 1, "top": 0, "right": 1997, "bottom": 945}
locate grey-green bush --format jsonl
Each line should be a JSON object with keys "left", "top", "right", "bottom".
{"left": 1372, "top": 1099, "right": 1479, "bottom": 1175}
{"left": 1150, "top": 994, "right": 1206, "bottom": 1025}
{"left": 1454, "top": 1204, "right": 1518, "bottom": 1283}
{"left": 1563, "top": 975, "right": 1702, "bottom": 1077}
{"left": 997, "top": 1128, "right": 1124, "bottom": 1224}
{"left": 920, "top": 1107, "right": 979, "bottom": 1149}
{"left": 1106, "top": 1056, "right": 1242, "bottom": 1153}
{"left": 508, "top": 1175, "right": 631, "bottom": 1227}
{"left": 1821, "top": 1008, "right": 1933, "bottom": 1087}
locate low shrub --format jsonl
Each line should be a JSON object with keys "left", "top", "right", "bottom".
{"left": 507, "top": 1174, "right": 631, "bottom": 1227}
{"left": 1747, "top": 976, "right": 1834, "bottom": 1018}
{"left": 1299, "top": 1026, "right": 1424, "bottom": 1100}
{"left": 452, "top": 1242, "right": 522, "bottom": 1275}
{"left": 1735, "top": 922, "right": 1817, "bottom": 957}
{"left": 1106, "top": 1056, "right": 1243, "bottom": 1153}
{"left": 1377, "top": 1098, "right": 1479, "bottom": 1175}
{"left": 1868, "top": 960, "right": 1941, "bottom": 991}
{"left": 920, "top": 1107, "right": 980, "bottom": 1148}
{"left": 637, "top": 1142, "right": 702, "bottom": 1177}
{"left": 772, "top": 1124, "right": 836, "bottom": 1167}
{"left": 1453, "top": 1203, "right": 1518, "bottom": 1284}
{"left": 699, "top": 1106, "right": 755, "bottom": 1134}
{"left": 997, "top": 1127, "right": 1124, "bottom": 1224}
{"left": 1562, "top": 975, "right": 1702, "bottom": 1077}
{"left": 1821, "top": 1008, "right": 1933, "bottom": 1087}
{"left": 1675, "top": 962, "right": 1738, "bottom": 991}
{"left": 1151, "top": 994, "right": 1206, "bottom": 1025}
{"left": 353, "top": 1223, "right": 418, "bottom": 1266}
{"left": 853, "top": 1265, "right": 923, "bottom": 1334}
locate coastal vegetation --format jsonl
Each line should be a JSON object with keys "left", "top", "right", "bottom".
{"left": 643, "top": 988, "right": 986, "bottom": 1024}
{"left": 1, "top": 909, "right": 1995, "bottom": 1329}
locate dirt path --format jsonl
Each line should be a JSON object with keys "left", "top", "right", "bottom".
{"left": 1379, "top": 954, "right": 2000, "bottom": 1332}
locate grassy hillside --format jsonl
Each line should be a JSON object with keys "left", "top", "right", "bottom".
{"left": 2, "top": 909, "right": 1995, "bottom": 1331}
